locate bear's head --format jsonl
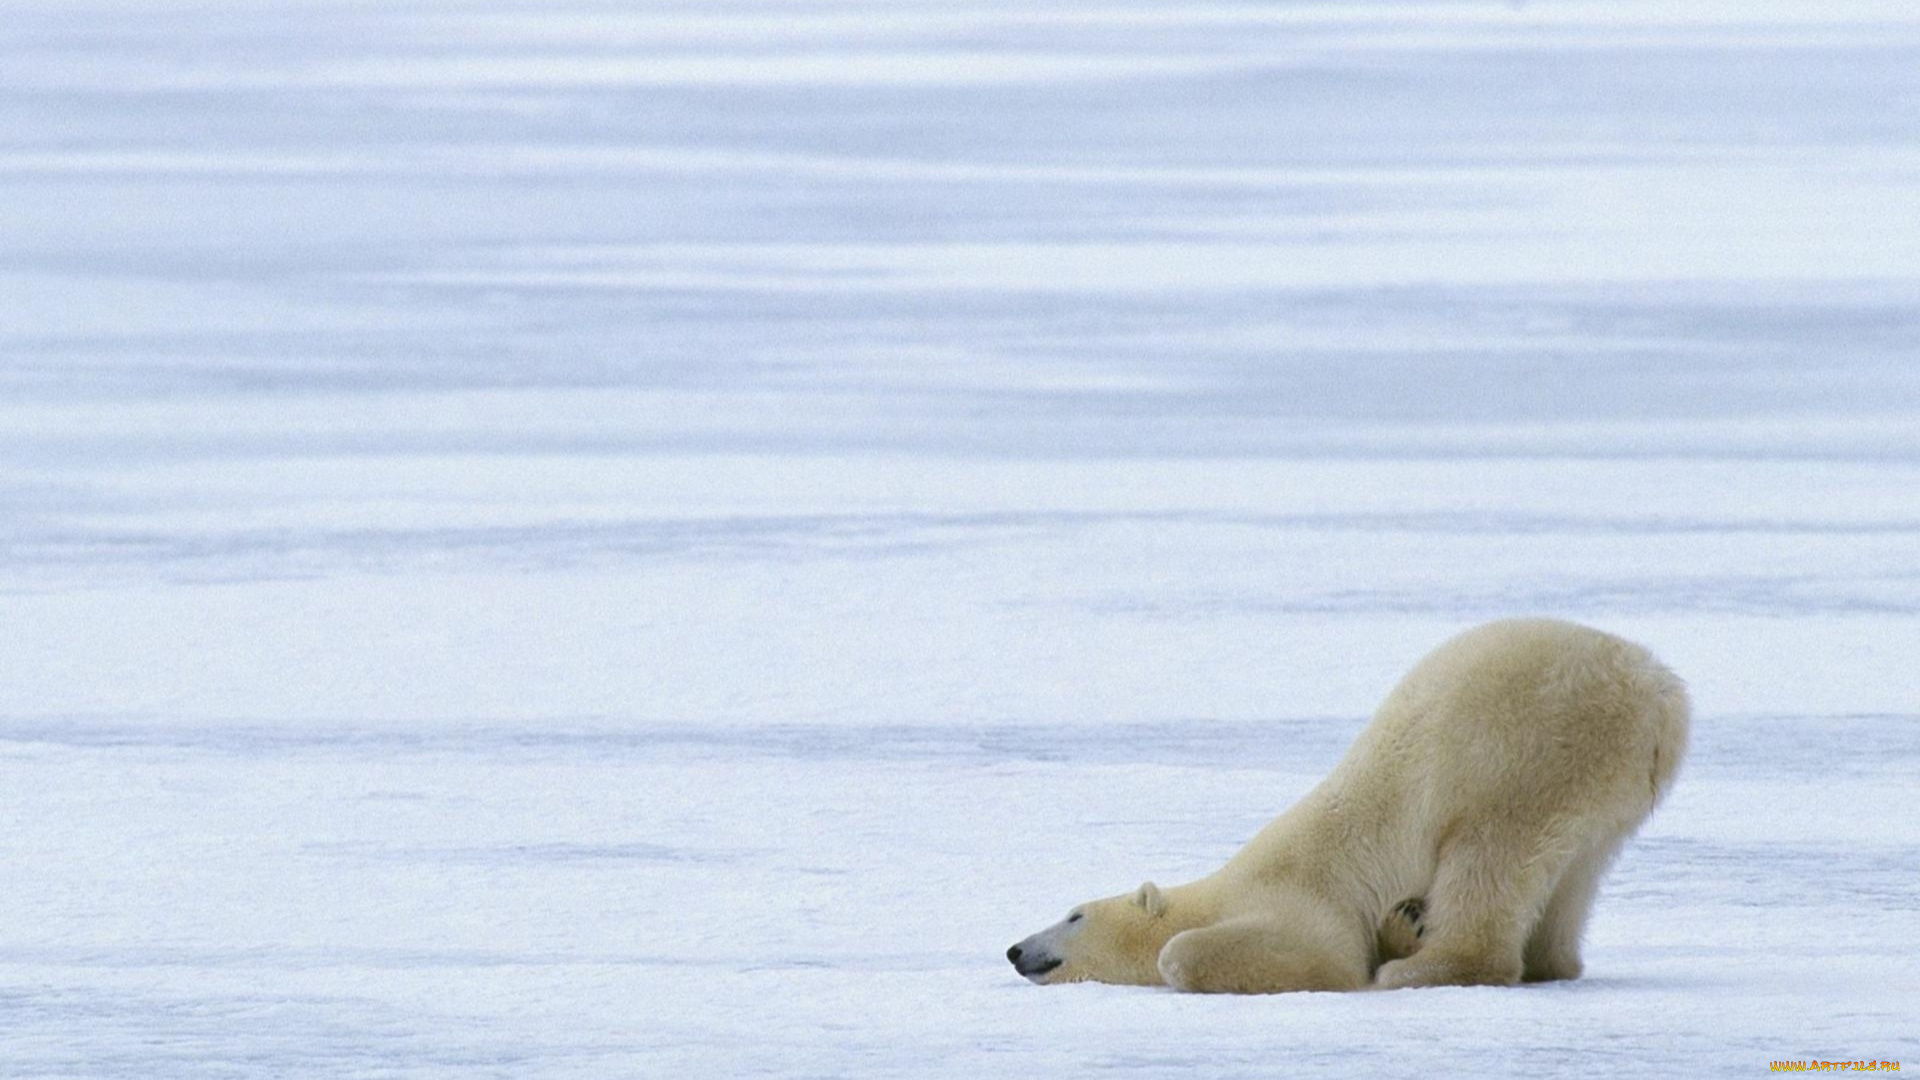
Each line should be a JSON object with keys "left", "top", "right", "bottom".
{"left": 1006, "top": 881, "right": 1172, "bottom": 986}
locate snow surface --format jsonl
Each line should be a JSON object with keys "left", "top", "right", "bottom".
{"left": 3, "top": 0, "right": 1918, "bottom": 1075}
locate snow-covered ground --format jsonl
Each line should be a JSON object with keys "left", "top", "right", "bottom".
{"left": 3, "top": 1, "right": 1918, "bottom": 1075}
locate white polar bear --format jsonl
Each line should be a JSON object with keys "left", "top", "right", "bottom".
{"left": 1007, "top": 618, "right": 1689, "bottom": 993}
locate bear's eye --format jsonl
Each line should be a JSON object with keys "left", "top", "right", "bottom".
{"left": 1067, "top": 912, "right": 1083, "bottom": 923}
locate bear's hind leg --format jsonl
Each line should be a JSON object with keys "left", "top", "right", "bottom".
{"left": 1522, "top": 833, "right": 1626, "bottom": 983}
{"left": 1375, "top": 822, "right": 1581, "bottom": 990}
{"left": 1158, "top": 917, "right": 1368, "bottom": 995}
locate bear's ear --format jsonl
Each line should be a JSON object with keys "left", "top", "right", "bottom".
{"left": 1132, "top": 881, "right": 1168, "bottom": 918}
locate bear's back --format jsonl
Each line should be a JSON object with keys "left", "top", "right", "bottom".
{"left": 1344, "top": 618, "right": 1686, "bottom": 826}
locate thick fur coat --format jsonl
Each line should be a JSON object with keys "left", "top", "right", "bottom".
{"left": 1007, "top": 618, "right": 1689, "bottom": 993}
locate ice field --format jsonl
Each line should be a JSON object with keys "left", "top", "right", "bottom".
{"left": 2, "top": 0, "right": 1919, "bottom": 1075}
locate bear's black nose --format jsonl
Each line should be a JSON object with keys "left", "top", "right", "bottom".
{"left": 1006, "top": 945, "right": 1022, "bottom": 965}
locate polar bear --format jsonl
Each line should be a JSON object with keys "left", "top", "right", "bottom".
{"left": 1006, "top": 618, "right": 1688, "bottom": 993}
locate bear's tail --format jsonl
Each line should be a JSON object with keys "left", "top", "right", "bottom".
{"left": 1635, "top": 655, "right": 1691, "bottom": 809}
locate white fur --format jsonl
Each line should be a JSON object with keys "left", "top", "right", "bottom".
{"left": 1008, "top": 618, "right": 1689, "bottom": 994}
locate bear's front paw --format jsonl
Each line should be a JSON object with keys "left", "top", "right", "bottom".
{"left": 1156, "top": 951, "right": 1198, "bottom": 993}
{"left": 1374, "top": 950, "right": 1520, "bottom": 990}
{"left": 1375, "top": 898, "right": 1426, "bottom": 964}
{"left": 1373, "top": 957, "right": 1421, "bottom": 990}
{"left": 1393, "top": 898, "right": 1426, "bottom": 933}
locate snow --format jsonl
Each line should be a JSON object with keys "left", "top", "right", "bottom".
{"left": 3, "top": 0, "right": 1918, "bottom": 1075}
